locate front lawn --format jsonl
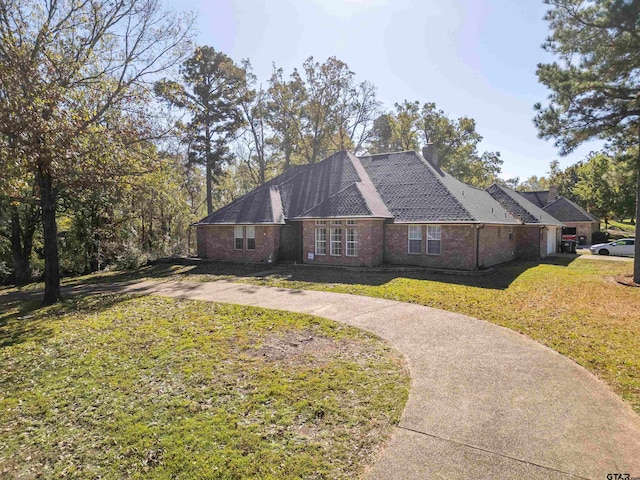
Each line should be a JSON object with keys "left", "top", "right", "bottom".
{"left": 237, "top": 257, "right": 640, "bottom": 413}
{"left": 0, "top": 295, "right": 409, "bottom": 479}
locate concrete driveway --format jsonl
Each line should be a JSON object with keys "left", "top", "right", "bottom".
{"left": 121, "top": 280, "right": 640, "bottom": 479}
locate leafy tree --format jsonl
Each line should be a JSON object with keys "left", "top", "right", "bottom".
{"left": 234, "top": 60, "right": 278, "bottom": 186}
{"left": 155, "top": 46, "right": 246, "bottom": 216}
{"left": 608, "top": 148, "right": 638, "bottom": 221}
{"left": 390, "top": 101, "right": 421, "bottom": 151}
{"left": 534, "top": 0, "right": 640, "bottom": 281}
{"left": 367, "top": 114, "right": 398, "bottom": 153}
{"left": 266, "top": 66, "right": 306, "bottom": 170}
{"left": 573, "top": 153, "right": 616, "bottom": 226}
{"left": 0, "top": 0, "right": 193, "bottom": 303}
{"left": 368, "top": 101, "right": 503, "bottom": 187}
{"left": 517, "top": 175, "right": 550, "bottom": 192}
{"left": 266, "top": 56, "right": 379, "bottom": 167}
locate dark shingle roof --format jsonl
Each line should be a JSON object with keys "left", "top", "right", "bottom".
{"left": 359, "top": 151, "right": 520, "bottom": 224}
{"left": 302, "top": 183, "right": 372, "bottom": 218}
{"left": 518, "top": 191, "right": 548, "bottom": 208}
{"left": 197, "top": 183, "right": 278, "bottom": 224}
{"left": 543, "top": 197, "right": 600, "bottom": 223}
{"left": 516, "top": 190, "right": 600, "bottom": 223}
{"left": 197, "top": 150, "right": 564, "bottom": 226}
{"left": 487, "top": 184, "right": 564, "bottom": 226}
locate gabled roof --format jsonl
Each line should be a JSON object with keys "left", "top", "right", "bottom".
{"left": 359, "top": 151, "right": 521, "bottom": 224}
{"left": 197, "top": 183, "right": 283, "bottom": 225}
{"left": 486, "top": 184, "right": 564, "bottom": 226}
{"left": 516, "top": 190, "right": 600, "bottom": 223}
{"left": 196, "top": 150, "right": 564, "bottom": 226}
{"left": 543, "top": 197, "right": 600, "bottom": 223}
{"left": 518, "top": 191, "right": 549, "bottom": 209}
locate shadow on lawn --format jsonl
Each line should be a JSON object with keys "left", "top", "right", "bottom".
{"left": 0, "top": 259, "right": 269, "bottom": 349}
{"left": 0, "top": 286, "right": 142, "bottom": 350}
{"left": 265, "top": 256, "right": 579, "bottom": 291}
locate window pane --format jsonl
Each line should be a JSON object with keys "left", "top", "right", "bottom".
{"left": 408, "top": 226, "right": 422, "bottom": 253}
{"left": 346, "top": 228, "right": 357, "bottom": 256}
{"left": 234, "top": 226, "right": 243, "bottom": 250}
{"left": 427, "top": 240, "right": 441, "bottom": 255}
{"left": 315, "top": 228, "right": 327, "bottom": 255}
{"left": 427, "top": 226, "right": 441, "bottom": 255}
{"left": 408, "top": 226, "right": 422, "bottom": 240}
{"left": 427, "top": 226, "right": 441, "bottom": 240}
{"left": 408, "top": 239, "right": 421, "bottom": 254}
{"left": 330, "top": 228, "right": 342, "bottom": 255}
{"left": 246, "top": 226, "right": 255, "bottom": 238}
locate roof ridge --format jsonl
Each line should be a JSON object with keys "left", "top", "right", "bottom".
{"left": 412, "top": 150, "right": 479, "bottom": 220}
{"left": 359, "top": 149, "right": 417, "bottom": 158}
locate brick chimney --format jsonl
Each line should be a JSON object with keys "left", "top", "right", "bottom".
{"left": 422, "top": 142, "right": 439, "bottom": 168}
{"left": 547, "top": 185, "right": 558, "bottom": 204}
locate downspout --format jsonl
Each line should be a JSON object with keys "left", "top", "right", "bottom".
{"left": 476, "top": 224, "right": 485, "bottom": 269}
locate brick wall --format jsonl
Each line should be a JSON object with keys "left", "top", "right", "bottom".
{"left": 564, "top": 221, "right": 600, "bottom": 244}
{"left": 301, "top": 219, "right": 385, "bottom": 267}
{"left": 478, "top": 225, "right": 517, "bottom": 267}
{"left": 515, "top": 226, "right": 544, "bottom": 260}
{"left": 384, "top": 224, "right": 477, "bottom": 270}
{"left": 197, "top": 225, "right": 280, "bottom": 263}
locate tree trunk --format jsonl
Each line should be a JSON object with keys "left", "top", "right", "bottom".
{"left": 205, "top": 125, "right": 213, "bottom": 216}
{"left": 634, "top": 138, "right": 640, "bottom": 284}
{"left": 10, "top": 206, "right": 31, "bottom": 286}
{"left": 39, "top": 166, "right": 62, "bottom": 304}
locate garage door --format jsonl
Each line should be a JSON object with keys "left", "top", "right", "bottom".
{"left": 547, "top": 227, "right": 557, "bottom": 254}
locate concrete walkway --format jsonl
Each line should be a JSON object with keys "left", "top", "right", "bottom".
{"left": 121, "top": 280, "right": 640, "bottom": 479}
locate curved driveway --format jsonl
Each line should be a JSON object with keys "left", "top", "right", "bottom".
{"left": 125, "top": 280, "right": 640, "bottom": 479}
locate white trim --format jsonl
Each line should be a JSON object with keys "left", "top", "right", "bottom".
{"left": 330, "top": 228, "right": 342, "bottom": 256}
{"left": 408, "top": 225, "right": 422, "bottom": 254}
{"left": 315, "top": 228, "right": 327, "bottom": 255}
{"left": 426, "top": 225, "right": 441, "bottom": 255}
{"left": 346, "top": 227, "right": 358, "bottom": 257}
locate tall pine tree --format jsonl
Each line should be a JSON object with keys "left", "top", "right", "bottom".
{"left": 534, "top": 0, "right": 640, "bottom": 282}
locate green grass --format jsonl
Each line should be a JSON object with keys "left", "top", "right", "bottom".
{"left": 233, "top": 257, "right": 640, "bottom": 413}
{"left": 606, "top": 219, "right": 636, "bottom": 235}
{"left": 0, "top": 294, "right": 409, "bottom": 479}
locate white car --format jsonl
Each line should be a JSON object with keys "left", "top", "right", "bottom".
{"left": 589, "top": 238, "right": 635, "bottom": 256}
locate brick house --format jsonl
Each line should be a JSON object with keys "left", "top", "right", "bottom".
{"left": 196, "top": 149, "right": 564, "bottom": 270}
{"left": 518, "top": 188, "right": 600, "bottom": 245}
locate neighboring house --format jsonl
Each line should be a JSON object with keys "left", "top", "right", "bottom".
{"left": 518, "top": 188, "right": 600, "bottom": 245}
{"left": 196, "top": 149, "right": 564, "bottom": 270}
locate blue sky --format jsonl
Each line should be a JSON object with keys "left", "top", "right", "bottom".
{"left": 165, "top": 0, "right": 601, "bottom": 181}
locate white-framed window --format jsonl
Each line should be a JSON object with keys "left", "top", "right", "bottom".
{"left": 408, "top": 226, "right": 422, "bottom": 254}
{"left": 330, "top": 219, "right": 342, "bottom": 226}
{"left": 246, "top": 226, "right": 256, "bottom": 250}
{"left": 315, "top": 228, "right": 327, "bottom": 255}
{"left": 315, "top": 220, "right": 327, "bottom": 225}
{"left": 427, "top": 225, "right": 441, "bottom": 255}
{"left": 330, "top": 228, "right": 342, "bottom": 255}
{"left": 346, "top": 228, "right": 357, "bottom": 256}
{"left": 234, "top": 226, "right": 244, "bottom": 250}
{"left": 346, "top": 219, "right": 357, "bottom": 226}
